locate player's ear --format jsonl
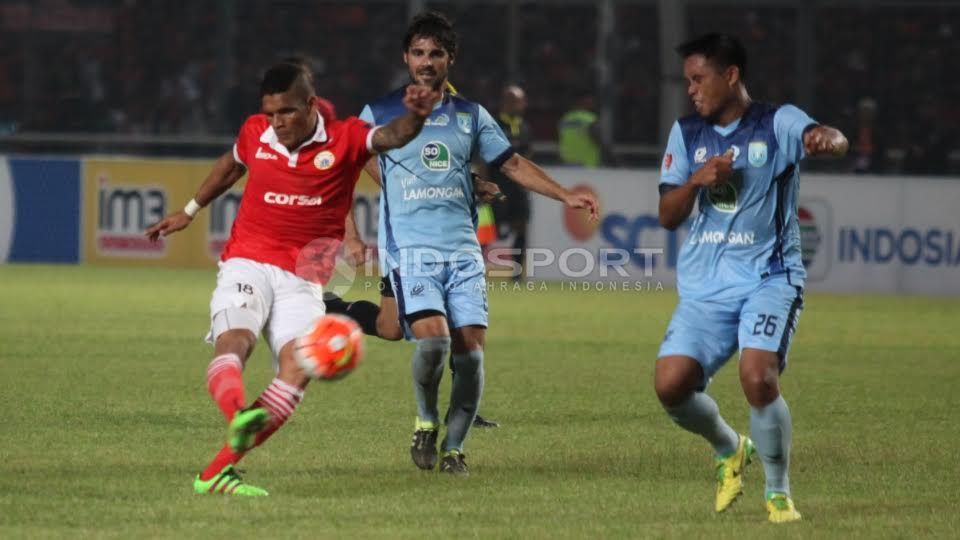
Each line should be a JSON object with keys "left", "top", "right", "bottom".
{"left": 726, "top": 65, "right": 741, "bottom": 87}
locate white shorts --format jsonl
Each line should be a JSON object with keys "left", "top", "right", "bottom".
{"left": 206, "top": 257, "right": 326, "bottom": 367}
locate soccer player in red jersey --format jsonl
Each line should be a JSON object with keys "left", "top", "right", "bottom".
{"left": 145, "top": 62, "right": 437, "bottom": 496}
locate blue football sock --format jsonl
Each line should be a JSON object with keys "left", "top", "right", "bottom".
{"left": 665, "top": 392, "right": 739, "bottom": 456}
{"left": 442, "top": 350, "right": 484, "bottom": 452}
{"left": 411, "top": 336, "right": 450, "bottom": 426}
{"left": 750, "top": 395, "right": 792, "bottom": 496}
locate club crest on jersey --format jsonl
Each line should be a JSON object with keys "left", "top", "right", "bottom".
{"left": 694, "top": 146, "right": 708, "bottom": 163}
{"left": 748, "top": 141, "right": 768, "bottom": 167}
{"left": 457, "top": 113, "right": 472, "bottom": 133}
{"left": 421, "top": 141, "right": 451, "bottom": 171}
{"left": 314, "top": 151, "right": 336, "bottom": 171}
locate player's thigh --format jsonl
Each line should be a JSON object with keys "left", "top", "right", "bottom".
{"left": 658, "top": 298, "right": 740, "bottom": 387}
{"left": 738, "top": 280, "right": 804, "bottom": 373}
{"left": 264, "top": 269, "right": 326, "bottom": 370}
{"left": 390, "top": 267, "right": 447, "bottom": 340}
{"left": 445, "top": 262, "right": 488, "bottom": 336}
{"left": 207, "top": 258, "right": 273, "bottom": 349}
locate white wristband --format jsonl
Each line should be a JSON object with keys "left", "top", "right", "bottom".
{"left": 184, "top": 199, "right": 202, "bottom": 218}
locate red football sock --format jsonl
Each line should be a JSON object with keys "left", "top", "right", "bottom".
{"left": 207, "top": 354, "right": 245, "bottom": 421}
{"left": 199, "top": 445, "right": 242, "bottom": 481}
{"left": 250, "top": 378, "right": 304, "bottom": 448}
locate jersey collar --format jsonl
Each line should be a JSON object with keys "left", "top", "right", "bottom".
{"left": 259, "top": 111, "right": 328, "bottom": 158}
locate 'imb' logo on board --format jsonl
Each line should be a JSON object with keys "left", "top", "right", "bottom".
{"left": 208, "top": 191, "right": 242, "bottom": 260}
{"left": 421, "top": 141, "right": 450, "bottom": 171}
{"left": 97, "top": 175, "right": 166, "bottom": 256}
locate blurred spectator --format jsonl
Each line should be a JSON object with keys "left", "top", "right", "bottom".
{"left": 851, "top": 97, "right": 884, "bottom": 174}
{"left": 558, "top": 91, "right": 603, "bottom": 167}
{"left": 490, "top": 84, "right": 532, "bottom": 277}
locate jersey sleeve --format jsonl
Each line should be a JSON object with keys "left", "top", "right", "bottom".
{"left": 774, "top": 104, "right": 817, "bottom": 164}
{"left": 233, "top": 115, "right": 261, "bottom": 167}
{"left": 476, "top": 104, "right": 515, "bottom": 168}
{"left": 660, "top": 121, "right": 690, "bottom": 187}
{"left": 359, "top": 104, "right": 375, "bottom": 124}
{"left": 340, "top": 116, "right": 376, "bottom": 166}
{"left": 357, "top": 105, "right": 382, "bottom": 154}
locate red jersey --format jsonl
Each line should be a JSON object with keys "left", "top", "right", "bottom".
{"left": 222, "top": 112, "right": 374, "bottom": 275}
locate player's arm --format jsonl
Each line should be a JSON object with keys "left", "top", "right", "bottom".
{"left": 499, "top": 154, "right": 599, "bottom": 220}
{"left": 363, "top": 157, "right": 382, "bottom": 186}
{"left": 145, "top": 150, "right": 246, "bottom": 241}
{"left": 659, "top": 152, "right": 733, "bottom": 230}
{"left": 342, "top": 206, "right": 367, "bottom": 265}
{"left": 803, "top": 125, "right": 849, "bottom": 157}
{"left": 369, "top": 85, "right": 438, "bottom": 153}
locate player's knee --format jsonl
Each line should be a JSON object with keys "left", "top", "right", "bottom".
{"left": 739, "top": 365, "right": 780, "bottom": 406}
{"left": 452, "top": 350, "right": 483, "bottom": 377}
{"left": 654, "top": 357, "right": 700, "bottom": 407}
{"left": 214, "top": 328, "right": 257, "bottom": 359}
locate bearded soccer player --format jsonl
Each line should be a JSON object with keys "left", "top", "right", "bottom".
{"left": 655, "top": 33, "right": 848, "bottom": 522}
{"left": 145, "top": 62, "right": 437, "bottom": 496}
{"left": 362, "top": 11, "right": 599, "bottom": 474}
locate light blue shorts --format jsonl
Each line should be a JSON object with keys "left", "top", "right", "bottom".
{"left": 389, "top": 258, "right": 488, "bottom": 340}
{"left": 658, "top": 277, "right": 803, "bottom": 384}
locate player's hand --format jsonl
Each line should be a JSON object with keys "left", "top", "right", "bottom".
{"left": 804, "top": 126, "right": 849, "bottom": 157}
{"left": 342, "top": 236, "right": 368, "bottom": 266}
{"left": 472, "top": 173, "right": 506, "bottom": 203}
{"left": 691, "top": 151, "right": 734, "bottom": 187}
{"left": 562, "top": 190, "right": 601, "bottom": 221}
{"left": 403, "top": 84, "right": 440, "bottom": 118}
{"left": 145, "top": 211, "right": 192, "bottom": 242}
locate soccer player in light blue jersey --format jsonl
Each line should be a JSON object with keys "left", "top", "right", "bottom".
{"left": 361, "top": 11, "right": 599, "bottom": 475}
{"left": 655, "top": 33, "right": 848, "bottom": 522}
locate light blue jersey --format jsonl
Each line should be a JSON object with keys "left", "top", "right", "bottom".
{"left": 660, "top": 103, "right": 816, "bottom": 301}
{"left": 362, "top": 86, "right": 513, "bottom": 336}
{"left": 361, "top": 87, "right": 514, "bottom": 272}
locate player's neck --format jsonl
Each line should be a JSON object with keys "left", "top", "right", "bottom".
{"left": 286, "top": 112, "right": 319, "bottom": 151}
{"left": 715, "top": 88, "right": 752, "bottom": 127}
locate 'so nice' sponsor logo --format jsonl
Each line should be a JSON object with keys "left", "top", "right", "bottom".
{"left": 421, "top": 141, "right": 451, "bottom": 171}
{"left": 562, "top": 184, "right": 601, "bottom": 242}
{"left": 314, "top": 151, "right": 336, "bottom": 170}
{"left": 264, "top": 192, "right": 323, "bottom": 206}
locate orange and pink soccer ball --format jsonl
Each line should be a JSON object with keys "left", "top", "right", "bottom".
{"left": 294, "top": 314, "right": 364, "bottom": 380}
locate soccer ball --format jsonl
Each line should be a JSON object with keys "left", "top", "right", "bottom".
{"left": 294, "top": 314, "right": 364, "bottom": 380}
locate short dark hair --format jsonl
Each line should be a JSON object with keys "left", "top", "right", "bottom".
{"left": 403, "top": 10, "right": 457, "bottom": 57}
{"left": 280, "top": 56, "right": 316, "bottom": 88}
{"left": 259, "top": 62, "right": 314, "bottom": 98}
{"left": 675, "top": 33, "right": 747, "bottom": 80}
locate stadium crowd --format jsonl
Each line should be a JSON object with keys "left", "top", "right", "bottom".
{"left": 0, "top": 0, "right": 955, "bottom": 173}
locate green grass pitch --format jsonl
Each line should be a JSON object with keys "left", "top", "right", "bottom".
{"left": 1, "top": 264, "right": 958, "bottom": 539}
